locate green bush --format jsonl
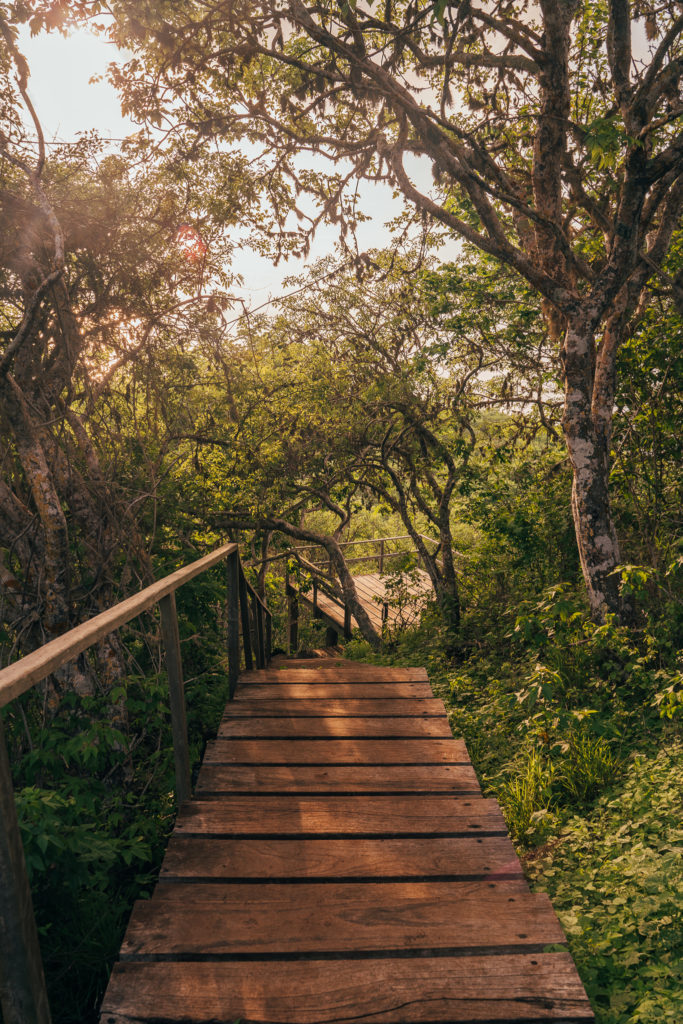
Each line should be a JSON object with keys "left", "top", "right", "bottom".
{"left": 526, "top": 746, "right": 683, "bottom": 1024}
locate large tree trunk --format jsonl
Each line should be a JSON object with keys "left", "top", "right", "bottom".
{"left": 562, "top": 314, "right": 623, "bottom": 621}
{"left": 435, "top": 521, "right": 461, "bottom": 633}
{"left": 327, "top": 540, "right": 381, "bottom": 650}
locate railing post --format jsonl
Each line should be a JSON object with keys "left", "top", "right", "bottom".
{"left": 312, "top": 579, "right": 318, "bottom": 617}
{"left": 0, "top": 717, "right": 52, "bottom": 1024}
{"left": 159, "top": 593, "right": 192, "bottom": 806}
{"left": 379, "top": 539, "right": 385, "bottom": 573}
{"left": 265, "top": 611, "right": 272, "bottom": 665}
{"left": 343, "top": 605, "right": 352, "bottom": 640}
{"left": 237, "top": 568, "right": 253, "bottom": 672}
{"left": 226, "top": 549, "right": 241, "bottom": 698}
{"left": 287, "top": 586, "right": 299, "bottom": 655}
{"left": 252, "top": 592, "right": 265, "bottom": 669}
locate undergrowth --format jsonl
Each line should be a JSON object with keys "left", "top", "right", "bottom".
{"left": 346, "top": 572, "right": 683, "bottom": 1024}
{"left": 1, "top": 566, "right": 231, "bottom": 1024}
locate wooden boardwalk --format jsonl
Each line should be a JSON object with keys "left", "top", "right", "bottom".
{"left": 99, "top": 660, "right": 594, "bottom": 1024}
{"left": 295, "top": 569, "right": 433, "bottom": 636}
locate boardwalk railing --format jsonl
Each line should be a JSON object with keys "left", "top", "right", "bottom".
{"left": 294, "top": 533, "right": 444, "bottom": 574}
{"left": 281, "top": 535, "right": 443, "bottom": 650}
{"left": 0, "top": 542, "right": 271, "bottom": 1024}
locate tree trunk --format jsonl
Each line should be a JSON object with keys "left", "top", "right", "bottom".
{"left": 435, "top": 523, "right": 461, "bottom": 633}
{"left": 327, "top": 540, "right": 381, "bottom": 650}
{"left": 223, "top": 516, "right": 382, "bottom": 649}
{"left": 562, "top": 315, "right": 623, "bottom": 621}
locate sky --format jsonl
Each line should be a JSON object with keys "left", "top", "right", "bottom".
{"left": 17, "top": 24, "right": 458, "bottom": 310}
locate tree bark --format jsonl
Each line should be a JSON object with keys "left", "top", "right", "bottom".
{"left": 562, "top": 314, "right": 623, "bottom": 621}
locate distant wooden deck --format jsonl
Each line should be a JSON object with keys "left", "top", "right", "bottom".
{"left": 99, "top": 660, "right": 594, "bottom": 1024}
{"left": 298, "top": 569, "right": 433, "bottom": 636}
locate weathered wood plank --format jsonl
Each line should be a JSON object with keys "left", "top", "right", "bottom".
{"left": 269, "top": 657, "right": 348, "bottom": 668}
{"left": 233, "top": 682, "right": 434, "bottom": 700}
{"left": 204, "top": 737, "right": 468, "bottom": 764}
{"left": 100, "top": 954, "right": 595, "bottom": 1023}
{"left": 194, "top": 763, "right": 480, "bottom": 795}
{"left": 151, "top": 879, "right": 527, "bottom": 903}
{"left": 222, "top": 698, "right": 446, "bottom": 717}
{"left": 174, "top": 796, "right": 506, "bottom": 836}
{"left": 217, "top": 716, "right": 453, "bottom": 738}
{"left": 158, "top": 835, "right": 523, "bottom": 882}
{"left": 121, "top": 884, "right": 566, "bottom": 957}
{"left": 239, "top": 667, "right": 428, "bottom": 682}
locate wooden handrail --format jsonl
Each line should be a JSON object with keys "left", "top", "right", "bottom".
{"left": 0, "top": 542, "right": 238, "bottom": 709}
{"left": 0, "top": 541, "right": 272, "bottom": 1024}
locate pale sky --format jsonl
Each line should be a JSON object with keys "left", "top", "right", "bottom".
{"left": 17, "top": 24, "right": 458, "bottom": 308}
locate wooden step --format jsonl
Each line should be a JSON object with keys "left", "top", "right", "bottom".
{"left": 222, "top": 697, "right": 446, "bottom": 716}
{"left": 101, "top": 954, "right": 594, "bottom": 1023}
{"left": 239, "top": 666, "right": 428, "bottom": 682}
{"left": 159, "top": 835, "right": 524, "bottom": 882}
{"left": 174, "top": 796, "right": 506, "bottom": 837}
{"left": 204, "top": 737, "right": 468, "bottom": 764}
{"left": 194, "top": 763, "right": 481, "bottom": 795}
{"left": 217, "top": 715, "right": 453, "bottom": 738}
{"left": 120, "top": 883, "right": 566, "bottom": 958}
{"left": 233, "top": 682, "right": 434, "bottom": 699}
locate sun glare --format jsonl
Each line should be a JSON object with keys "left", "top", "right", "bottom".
{"left": 176, "top": 224, "right": 207, "bottom": 263}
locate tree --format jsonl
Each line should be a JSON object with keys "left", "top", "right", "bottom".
{"left": 99, "top": 0, "right": 683, "bottom": 621}
{"left": 0, "top": 19, "right": 242, "bottom": 691}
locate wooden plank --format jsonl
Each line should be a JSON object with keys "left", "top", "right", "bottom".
{"left": 239, "top": 667, "right": 429, "bottom": 682}
{"left": 217, "top": 716, "right": 453, "bottom": 738}
{"left": 174, "top": 796, "right": 506, "bottom": 836}
{"left": 204, "top": 737, "right": 468, "bottom": 764}
{"left": 233, "top": 683, "right": 434, "bottom": 700}
{"left": 270, "top": 657, "right": 347, "bottom": 668}
{"left": 153, "top": 878, "right": 527, "bottom": 902}
{"left": 194, "top": 763, "right": 481, "bottom": 795}
{"left": 100, "top": 954, "right": 595, "bottom": 1023}
{"left": 222, "top": 698, "right": 446, "bottom": 717}
{"left": 120, "top": 884, "right": 566, "bottom": 957}
{"left": 159, "top": 835, "right": 523, "bottom": 882}
{"left": 312, "top": 593, "right": 346, "bottom": 629}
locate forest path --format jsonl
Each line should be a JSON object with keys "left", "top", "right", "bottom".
{"left": 99, "top": 659, "right": 593, "bottom": 1024}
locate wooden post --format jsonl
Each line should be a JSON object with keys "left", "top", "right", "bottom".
{"left": 382, "top": 601, "right": 389, "bottom": 626}
{"left": 252, "top": 593, "right": 265, "bottom": 669}
{"left": 288, "top": 588, "right": 299, "bottom": 654}
{"left": 159, "top": 593, "right": 192, "bottom": 806}
{"left": 256, "top": 602, "right": 266, "bottom": 668}
{"left": 379, "top": 539, "right": 385, "bottom": 573}
{"left": 265, "top": 611, "right": 272, "bottom": 666}
{"left": 0, "top": 717, "right": 52, "bottom": 1024}
{"left": 226, "top": 550, "right": 240, "bottom": 698}
{"left": 313, "top": 580, "right": 318, "bottom": 617}
{"left": 237, "top": 569, "right": 253, "bottom": 672}
{"left": 343, "top": 605, "right": 352, "bottom": 640}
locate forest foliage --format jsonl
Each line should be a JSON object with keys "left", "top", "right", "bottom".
{"left": 0, "top": 2, "right": 682, "bottom": 1022}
